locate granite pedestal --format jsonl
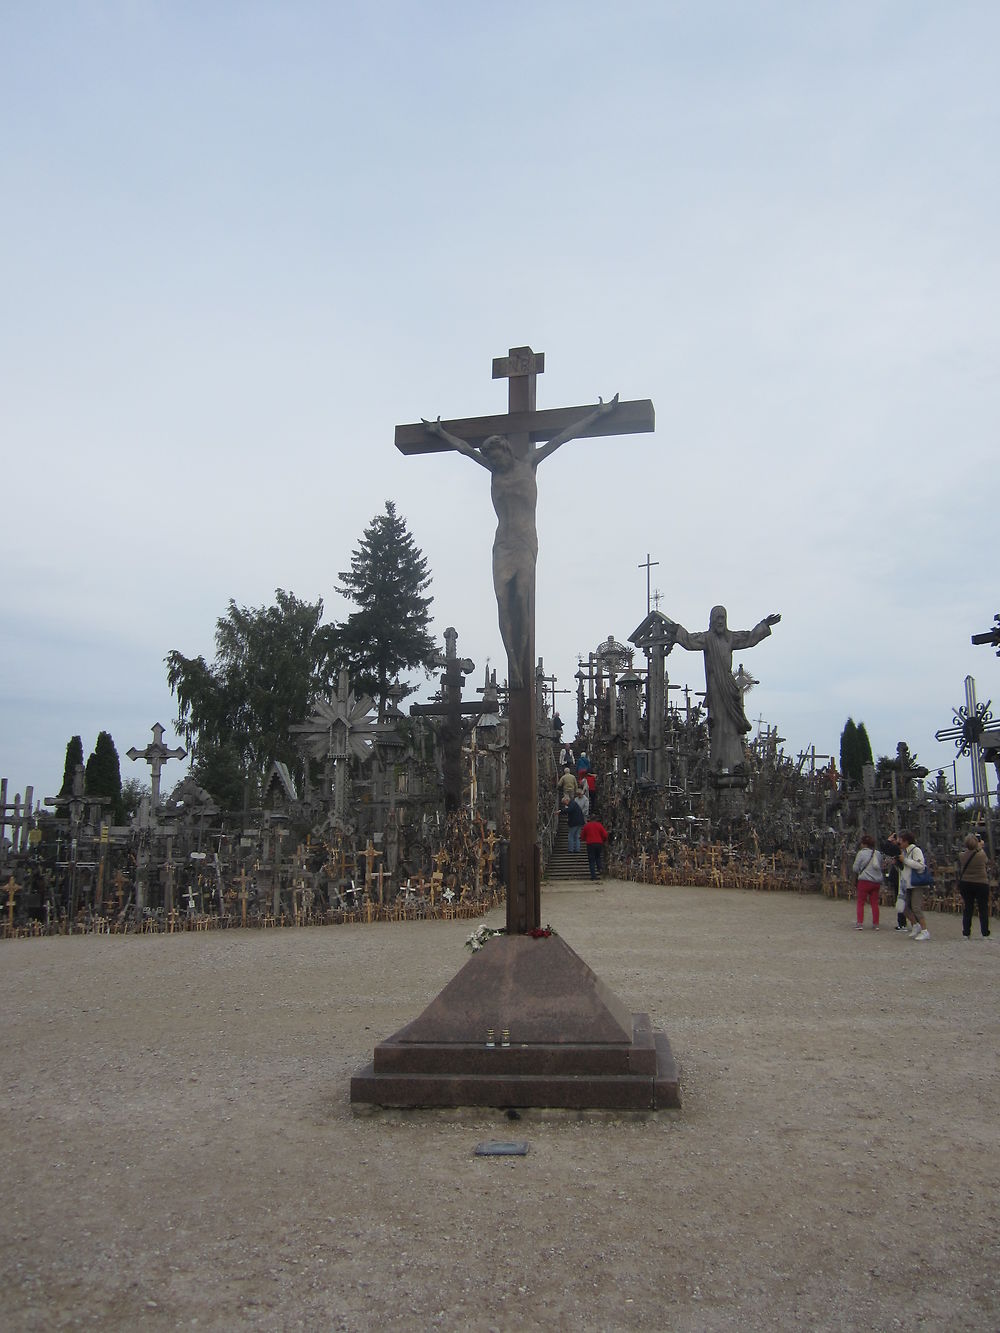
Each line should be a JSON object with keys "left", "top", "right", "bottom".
{"left": 350, "top": 934, "right": 680, "bottom": 1111}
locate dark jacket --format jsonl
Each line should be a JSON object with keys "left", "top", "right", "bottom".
{"left": 957, "top": 846, "right": 989, "bottom": 884}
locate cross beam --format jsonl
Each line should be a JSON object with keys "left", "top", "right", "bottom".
{"left": 395, "top": 400, "right": 655, "bottom": 454}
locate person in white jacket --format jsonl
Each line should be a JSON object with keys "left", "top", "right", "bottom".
{"left": 898, "top": 830, "right": 930, "bottom": 941}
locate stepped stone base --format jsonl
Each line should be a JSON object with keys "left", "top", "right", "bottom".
{"left": 350, "top": 934, "right": 680, "bottom": 1111}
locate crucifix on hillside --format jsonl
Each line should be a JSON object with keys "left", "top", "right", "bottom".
{"left": 396, "top": 345, "right": 654, "bottom": 932}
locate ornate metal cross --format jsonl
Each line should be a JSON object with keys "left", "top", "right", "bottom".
{"left": 935, "top": 674, "right": 994, "bottom": 810}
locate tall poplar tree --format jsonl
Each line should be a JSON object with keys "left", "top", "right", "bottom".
{"left": 856, "top": 722, "right": 874, "bottom": 777}
{"left": 331, "top": 500, "right": 434, "bottom": 718}
{"left": 840, "top": 718, "right": 859, "bottom": 789}
{"left": 85, "top": 731, "right": 124, "bottom": 823}
{"left": 841, "top": 718, "right": 876, "bottom": 789}
{"left": 59, "top": 735, "right": 84, "bottom": 796}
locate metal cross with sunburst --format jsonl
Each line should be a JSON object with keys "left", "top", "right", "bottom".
{"left": 935, "top": 675, "right": 993, "bottom": 809}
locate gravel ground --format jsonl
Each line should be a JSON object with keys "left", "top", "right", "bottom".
{"left": 1, "top": 880, "right": 997, "bottom": 1332}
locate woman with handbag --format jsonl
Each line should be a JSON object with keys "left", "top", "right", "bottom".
{"left": 898, "top": 830, "right": 931, "bottom": 941}
{"left": 956, "top": 834, "right": 991, "bottom": 939}
{"left": 851, "top": 833, "right": 883, "bottom": 929}
{"left": 890, "top": 831, "right": 912, "bottom": 927}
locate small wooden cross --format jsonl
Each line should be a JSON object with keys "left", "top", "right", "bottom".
{"left": 238, "top": 869, "right": 249, "bottom": 927}
{"left": 361, "top": 840, "right": 383, "bottom": 881}
{"left": 4, "top": 875, "right": 22, "bottom": 930}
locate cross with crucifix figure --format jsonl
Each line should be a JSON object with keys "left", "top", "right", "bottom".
{"left": 396, "top": 346, "right": 654, "bottom": 932}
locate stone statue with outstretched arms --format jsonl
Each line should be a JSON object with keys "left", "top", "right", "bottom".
{"left": 670, "top": 606, "right": 781, "bottom": 773}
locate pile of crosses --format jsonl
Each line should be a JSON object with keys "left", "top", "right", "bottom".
{"left": 567, "top": 617, "right": 999, "bottom": 898}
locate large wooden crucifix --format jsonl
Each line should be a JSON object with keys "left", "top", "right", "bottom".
{"left": 396, "top": 345, "right": 654, "bottom": 933}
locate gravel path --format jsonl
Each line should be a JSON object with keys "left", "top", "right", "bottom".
{"left": 1, "top": 880, "right": 997, "bottom": 1331}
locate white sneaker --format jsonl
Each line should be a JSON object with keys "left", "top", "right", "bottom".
{"left": 914, "top": 929, "right": 930, "bottom": 941}
{"left": 909, "top": 924, "right": 922, "bottom": 938}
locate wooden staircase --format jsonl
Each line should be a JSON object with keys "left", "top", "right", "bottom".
{"left": 544, "top": 810, "right": 592, "bottom": 881}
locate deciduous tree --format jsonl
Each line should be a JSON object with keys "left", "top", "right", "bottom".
{"left": 166, "top": 589, "right": 330, "bottom": 797}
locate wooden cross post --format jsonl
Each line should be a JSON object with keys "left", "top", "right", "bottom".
{"left": 541, "top": 671, "right": 570, "bottom": 719}
{"left": 396, "top": 345, "right": 654, "bottom": 932}
{"left": 238, "top": 868, "right": 249, "bottom": 927}
{"left": 4, "top": 875, "right": 21, "bottom": 931}
{"left": 361, "top": 840, "right": 383, "bottom": 887}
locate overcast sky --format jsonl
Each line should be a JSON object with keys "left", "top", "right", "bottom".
{"left": 2, "top": 2, "right": 998, "bottom": 809}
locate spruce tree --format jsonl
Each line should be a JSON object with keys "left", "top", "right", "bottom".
{"left": 332, "top": 500, "right": 434, "bottom": 718}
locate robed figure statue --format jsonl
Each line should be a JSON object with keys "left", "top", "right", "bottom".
{"left": 670, "top": 606, "right": 781, "bottom": 773}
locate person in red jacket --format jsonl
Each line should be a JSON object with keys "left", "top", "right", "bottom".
{"left": 577, "top": 767, "right": 597, "bottom": 813}
{"left": 581, "top": 818, "right": 608, "bottom": 881}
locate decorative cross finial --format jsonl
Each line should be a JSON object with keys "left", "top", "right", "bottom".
{"left": 126, "top": 723, "right": 187, "bottom": 811}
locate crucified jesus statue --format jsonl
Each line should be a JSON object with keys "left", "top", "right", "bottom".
{"left": 422, "top": 395, "right": 620, "bottom": 687}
